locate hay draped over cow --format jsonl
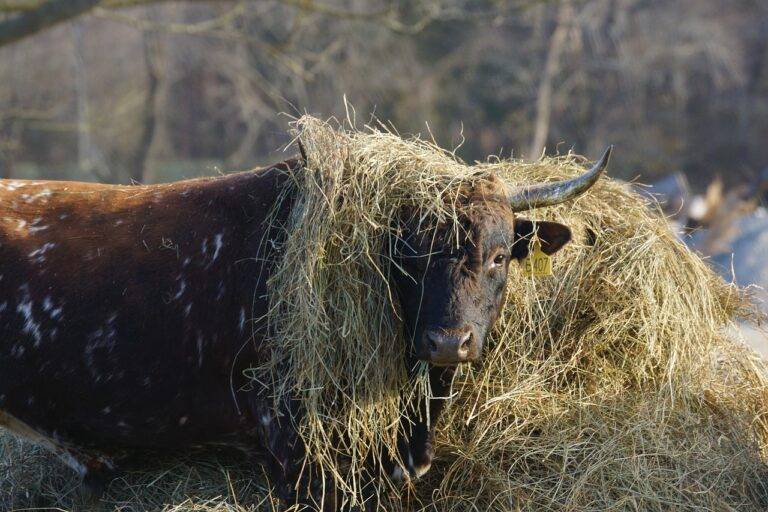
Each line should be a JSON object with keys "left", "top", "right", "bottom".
{"left": 260, "top": 117, "right": 494, "bottom": 501}
{"left": 255, "top": 116, "right": 768, "bottom": 510}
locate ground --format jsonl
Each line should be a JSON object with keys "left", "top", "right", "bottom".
{"left": 0, "top": 438, "right": 276, "bottom": 511}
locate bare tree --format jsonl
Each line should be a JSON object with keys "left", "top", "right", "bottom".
{"left": 528, "top": 0, "right": 574, "bottom": 159}
{"left": 72, "top": 20, "right": 110, "bottom": 180}
{"left": 127, "top": 31, "right": 161, "bottom": 183}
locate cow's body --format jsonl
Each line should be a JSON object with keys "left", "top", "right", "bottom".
{"left": 0, "top": 160, "right": 296, "bottom": 478}
{"left": 0, "top": 148, "right": 609, "bottom": 509}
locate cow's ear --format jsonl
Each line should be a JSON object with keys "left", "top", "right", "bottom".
{"left": 511, "top": 218, "right": 572, "bottom": 260}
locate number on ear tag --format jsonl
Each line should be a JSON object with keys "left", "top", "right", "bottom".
{"left": 521, "top": 240, "right": 553, "bottom": 277}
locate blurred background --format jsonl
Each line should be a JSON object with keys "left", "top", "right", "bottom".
{"left": 1, "top": 0, "right": 768, "bottom": 322}
{"left": 3, "top": 0, "right": 768, "bottom": 184}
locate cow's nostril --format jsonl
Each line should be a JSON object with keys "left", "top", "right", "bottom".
{"left": 459, "top": 331, "right": 472, "bottom": 351}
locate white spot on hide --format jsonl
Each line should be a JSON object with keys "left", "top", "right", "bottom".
{"left": 28, "top": 242, "right": 56, "bottom": 264}
{"left": 16, "top": 285, "right": 42, "bottom": 346}
{"left": 50, "top": 306, "right": 63, "bottom": 320}
{"left": 212, "top": 233, "right": 224, "bottom": 262}
{"left": 173, "top": 279, "right": 187, "bottom": 300}
{"left": 22, "top": 189, "right": 52, "bottom": 203}
{"left": 83, "top": 313, "right": 119, "bottom": 376}
{"left": 59, "top": 452, "right": 87, "bottom": 478}
{"left": 196, "top": 333, "right": 204, "bottom": 368}
{"left": 27, "top": 218, "right": 49, "bottom": 234}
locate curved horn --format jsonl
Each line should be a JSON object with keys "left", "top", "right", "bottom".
{"left": 507, "top": 146, "right": 613, "bottom": 212}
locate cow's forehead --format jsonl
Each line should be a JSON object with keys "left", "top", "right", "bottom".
{"left": 463, "top": 200, "right": 516, "bottom": 243}
{"left": 399, "top": 199, "right": 515, "bottom": 254}
{"left": 462, "top": 176, "right": 516, "bottom": 225}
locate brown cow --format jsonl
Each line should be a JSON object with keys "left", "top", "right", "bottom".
{"left": 0, "top": 149, "right": 610, "bottom": 510}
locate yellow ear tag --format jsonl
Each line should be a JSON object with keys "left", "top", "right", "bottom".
{"left": 521, "top": 239, "right": 553, "bottom": 277}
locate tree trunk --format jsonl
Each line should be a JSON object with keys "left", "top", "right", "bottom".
{"left": 72, "top": 21, "right": 111, "bottom": 180}
{"left": 129, "top": 32, "right": 161, "bottom": 184}
{"left": 0, "top": 45, "right": 21, "bottom": 179}
{"left": 527, "top": 1, "right": 573, "bottom": 160}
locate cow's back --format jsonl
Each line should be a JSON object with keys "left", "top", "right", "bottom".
{"left": 0, "top": 161, "right": 295, "bottom": 457}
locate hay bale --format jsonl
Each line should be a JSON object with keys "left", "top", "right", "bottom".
{"left": 263, "top": 116, "right": 768, "bottom": 510}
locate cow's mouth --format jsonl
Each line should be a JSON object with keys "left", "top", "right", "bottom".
{"left": 429, "top": 360, "right": 461, "bottom": 367}
{"left": 414, "top": 347, "right": 478, "bottom": 367}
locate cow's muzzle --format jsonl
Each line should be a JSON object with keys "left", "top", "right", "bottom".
{"left": 423, "top": 326, "right": 477, "bottom": 365}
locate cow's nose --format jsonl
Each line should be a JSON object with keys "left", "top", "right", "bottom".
{"left": 425, "top": 327, "right": 474, "bottom": 365}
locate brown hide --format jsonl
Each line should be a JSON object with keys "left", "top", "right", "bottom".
{"left": 0, "top": 160, "right": 297, "bottom": 467}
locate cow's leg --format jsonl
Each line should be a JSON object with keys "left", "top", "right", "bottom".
{"left": 55, "top": 449, "right": 119, "bottom": 504}
{"left": 49, "top": 447, "right": 119, "bottom": 503}
{"left": 249, "top": 395, "right": 339, "bottom": 511}
{"left": 263, "top": 421, "right": 340, "bottom": 511}
{"left": 389, "top": 365, "right": 455, "bottom": 482}
{"left": 381, "top": 420, "right": 433, "bottom": 483}
{"left": 79, "top": 456, "right": 120, "bottom": 502}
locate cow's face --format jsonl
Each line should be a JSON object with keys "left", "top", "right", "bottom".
{"left": 389, "top": 147, "right": 611, "bottom": 366}
{"left": 391, "top": 182, "right": 571, "bottom": 366}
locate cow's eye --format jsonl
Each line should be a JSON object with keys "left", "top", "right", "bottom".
{"left": 492, "top": 253, "right": 506, "bottom": 266}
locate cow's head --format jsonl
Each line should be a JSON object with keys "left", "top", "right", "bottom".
{"left": 392, "top": 149, "right": 611, "bottom": 366}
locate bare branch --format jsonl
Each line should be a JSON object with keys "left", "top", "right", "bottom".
{"left": 93, "top": 5, "right": 308, "bottom": 77}
{"left": 0, "top": 0, "right": 238, "bottom": 47}
{"left": 0, "top": 0, "right": 226, "bottom": 13}
{"left": 0, "top": 0, "right": 103, "bottom": 46}
{"left": 273, "top": 0, "right": 392, "bottom": 22}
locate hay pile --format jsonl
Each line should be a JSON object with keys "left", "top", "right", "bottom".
{"left": 0, "top": 435, "right": 276, "bottom": 511}
{"left": 419, "top": 163, "right": 768, "bottom": 511}
{"left": 2, "top": 115, "right": 768, "bottom": 511}
{"left": 263, "top": 116, "right": 768, "bottom": 510}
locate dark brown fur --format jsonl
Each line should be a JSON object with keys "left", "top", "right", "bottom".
{"left": 0, "top": 161, "right": 295, "bottom": 480}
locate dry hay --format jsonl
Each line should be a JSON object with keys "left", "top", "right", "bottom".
{"left": 2, "top": 115, "right": 768, "bottom": 511}
{"left": 0, "top": 435, "right": 278, "bottom": 511}
{"left": 262, "top": 116, "right": 768, "bottom": 510}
